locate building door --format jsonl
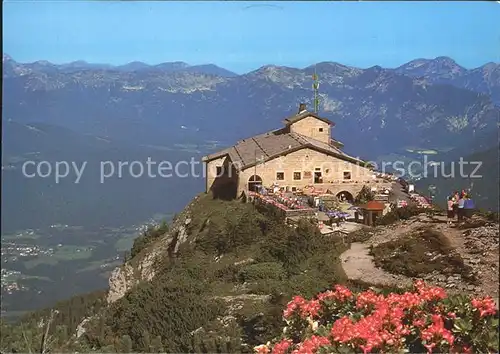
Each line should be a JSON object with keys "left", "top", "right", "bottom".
{"left": 336, "top": 191, "right": 354, "bottom": 203}
{"left": 314, "top": 171, "right": 322, "bottom": 184}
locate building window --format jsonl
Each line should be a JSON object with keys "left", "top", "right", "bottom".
{"left": 293, "top": 172, "right": 301, "bottom": 180}
{"left": 343, "top": 171, "right": 352, "bottom": 180}
{"left": 314, "top": 171, "right": 323, "bottom": 184}
{"left": 276, "top": 172, "right": 284, "bottom": 180}
{"left": 319, "top": 128, "right": 324, "bottom": 132}
{"left": 216, "top": 166, "right": 223, "bottom": 176}
{"left": 291, "top": 187, "right": 297, "bottom": 192}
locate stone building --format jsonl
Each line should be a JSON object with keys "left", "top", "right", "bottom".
{"left": 202, "top": 104, "right": 388, "bottom": 200}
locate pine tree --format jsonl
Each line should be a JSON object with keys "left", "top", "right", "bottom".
{"left": 139, "top": 330, "right": 151, "bottom": 352}
{"left": 150, "top": 336, "right": 163, "bottom": 353}
{"left": 119, "top": 335, "right": 132, "bottom": 353}
{"left": 191, "top": 334, "right": 203, "bottom": 353}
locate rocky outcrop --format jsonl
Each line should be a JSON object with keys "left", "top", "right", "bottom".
{"left": 76, "top": 316, "right": 94, "bottom": 339}
{"left": 106, "top": 198, "right": 199, "bottom": 304}
{"left": 462, "top": 224, "right": 499, "bottom": 253}
{"left": 106, "top": 264, "right": 138, "bottom": 303}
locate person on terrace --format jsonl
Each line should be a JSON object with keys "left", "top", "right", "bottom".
{"left": 463, "top": 193, "right": 475, "bottom": 219}
{"left": 457, "top": 194, "right": 465, "bottom": 223}
{"left": 447, "top": 196, "right": 455, "bottom": 225}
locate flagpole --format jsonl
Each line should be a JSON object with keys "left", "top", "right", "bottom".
{"left": 254, "top": 148, "right": 257, "bottom": 192}
{"left": 313, "top": 66, "right": 320, "bottom": 113}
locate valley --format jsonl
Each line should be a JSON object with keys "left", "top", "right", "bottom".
{"left": 1, "top": 213, "right": 172, "bottom": 320}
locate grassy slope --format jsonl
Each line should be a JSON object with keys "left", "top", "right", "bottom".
{"left": 1, "top": 194, "right": 349, "bottom": 353}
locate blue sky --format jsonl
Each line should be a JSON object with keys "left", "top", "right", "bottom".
{"left": 3, "top": 1, "right": 499, "bottom": 74}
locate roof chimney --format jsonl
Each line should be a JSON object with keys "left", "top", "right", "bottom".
{"left": 298, "top": 103, "right": 306, "bottom": 114}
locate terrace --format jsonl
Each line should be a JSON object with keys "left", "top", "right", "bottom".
{"left": 247, "top": 191, "right": 316, "bottom": 218}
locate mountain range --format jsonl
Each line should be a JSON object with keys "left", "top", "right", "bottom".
{"left": 2, "top": 54, "right": 238, "bottom": 77}
{"left": 394, "top": 56, "right": 500, "bottom": 104}
{"left": 3, "top": 54, "right": 499, "bottom": 160}
{"left": 4, "top": 54, "right": 498, "bottom": 102}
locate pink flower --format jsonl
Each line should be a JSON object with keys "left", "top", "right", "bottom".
{"left": 471, "top": 296, "right": 498, "bottom": 317}
{"left": 255, "top": 344, "right": 270, "bottom": 354}
{"left": 260, "top": 281, "right": 495, "bottom": 354}
{"left": 291, "top": 335, "right": 330, "bottom": 354}
{"left": 271, "top": 339, "right": 292, "bottom": 354}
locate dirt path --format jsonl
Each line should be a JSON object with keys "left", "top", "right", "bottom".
{"left": 340, "top": 242, "right": 412, "bottom": 287}
{"left": 340, "top": 214, "right": 499, "bottom": 306}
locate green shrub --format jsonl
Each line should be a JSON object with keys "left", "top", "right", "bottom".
{"left": 238, "top": 262, "right": 286, "bottom": 282}
{"left": 195, "top": 208, "right": 265, "bottom": 255}
{"left": 130, "top": 220, "right": 169, "bottom": 258}
{"left": 248, "top": 279, "right": 286, "bottom": 296}
{"left": 354, "top": 185, "right": 375, "bottom": 204}
{"left": 105, "top": 271, "right": 224, "bottom": 352}
{"left": 215, "top": 263, "right": 240, "bottom": 283}
{"left": 348, "top": 228, "right": 373, "bottom": 243}
{"left": 370, "top": 228, "right": 477, "bottom": 282}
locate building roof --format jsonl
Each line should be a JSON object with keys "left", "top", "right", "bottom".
{"left": 282, "top": 110, "right": 334, "bottom": 126}
{"left": 202, "top": 130, "right": 371, "bottom": 171}
{"left": 361, "top": 200, "right": 385, "bottom": 211}
{"left": 330, "top": 138, "right": 344, "bottom": 148}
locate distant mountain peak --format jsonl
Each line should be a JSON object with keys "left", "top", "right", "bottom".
{"left": 434, "top": 56, "right": 457, "bottom": 63}
{"left": 3, "top": 53, "right": 13, "bottom": 62}
{"left": 33, "top": 60, "right": 54, "bottom": 66}
{"left": 251, "top": 64, "right": 298, "bottom": 75}
{"left": 433, "top": 56, "right": 464, "bottom": 69}
{"left": 68, "top": 60, "right": 89, "bottom": 65}
{"left": 305, "top": 62, "right": 352, "bottom": 71}
{"left": 481, "top": 62, "right": 500, "bottom": 72}
{"left": 258, "top": 64, "right": 282, "bottom": 70}
{"left": 183, "top": 64, "right": 237, "bottom": 77}
{"left": 395, "top": 56, "right": 466, "bottom": 80}
{"left": 153, "top": 61, "right": 190, "bottom": 70}
{"left": 369, "top": 65, "right": 384, "bottom": 71}
{"left": 117, "top": 61, "right": 150, "bottom": 70}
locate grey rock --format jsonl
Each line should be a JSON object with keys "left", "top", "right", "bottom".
{"left": 436, "top": 274, "right": 447, "bottom": 282}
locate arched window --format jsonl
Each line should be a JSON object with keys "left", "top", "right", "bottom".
{"left": 248, "top": 175, "right": 263, "bottom": 192}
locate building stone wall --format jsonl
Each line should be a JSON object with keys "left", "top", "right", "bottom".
{"left": 205, "top": 156, "right": 239, "bottom": 199}
{"left": 289, "top": 116, "right": 331, "bottom": 144}
{"left": 237, "top": 148, "right": 376, "bottom": 197}
{"left": 205, "top": 156, "right": 229, "bottom": 191}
